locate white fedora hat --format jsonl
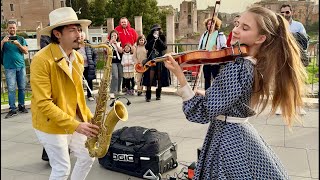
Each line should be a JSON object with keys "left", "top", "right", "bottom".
{"left": 40, "top": 7, "right": 91, "bottom": 36}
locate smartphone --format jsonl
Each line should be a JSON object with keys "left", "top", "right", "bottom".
{"left": 9, "top": 36, "right": 18, "bottom": 41}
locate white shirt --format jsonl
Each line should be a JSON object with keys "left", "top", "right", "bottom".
{"left": 58, "top": 45, "right": 76, "bottom": 75}
{"left": 290, "top": 20, "right": 306, "bottom": 34}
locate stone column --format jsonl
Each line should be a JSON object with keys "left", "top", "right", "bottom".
{"left": 36, "top": 21, "right": 43, "bottom": 49}
{"left": 134, "top": 16, "right": 143, "bottom": 36}
{"left": 166, "top": 15, "right": 175, "bottom": 53}
{"left": 107, "top": 18, "right": 114, "bottom": 34}
{"left": 192, "top": 3, "right": 198, "bottom": 33}
{"left": 166, "top": 14, "right": 177, "bottom": 86}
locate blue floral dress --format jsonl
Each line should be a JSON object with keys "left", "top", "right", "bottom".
{"left": 181, "top": 57, "right": 289, "bottom": 179}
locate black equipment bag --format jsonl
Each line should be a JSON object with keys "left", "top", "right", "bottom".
{"left": 293, "top": 32, "right": 310, "bottom": 67}
{"left": 98, "top": 126, "right": 178, "bottom": 179}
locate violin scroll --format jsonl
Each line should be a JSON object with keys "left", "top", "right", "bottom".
{"left": 135, "top": 60, "right": 158, "bottom": 73}
{"left": 135, "top": 63, "right": 146, "bottom": 73}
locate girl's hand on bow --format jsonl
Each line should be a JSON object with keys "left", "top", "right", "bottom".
{"left": 164, "top": 54, "right": 188, "bottom": 87}
{"left": 164, "top": 54, "right": 182, "bottom": 76}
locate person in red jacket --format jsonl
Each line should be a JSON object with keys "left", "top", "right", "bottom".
{"left": 115, "top": 17, "right": 139, "bottom": 92}
{"left": 226, "top": 15, "right": 240, "bottom": 47}
{"left": 114, "top": 17, "right": 138, "bottom": 49}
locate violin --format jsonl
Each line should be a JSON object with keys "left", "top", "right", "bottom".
{"left": 135, "top": 44, "right": 249, "bottom": 73}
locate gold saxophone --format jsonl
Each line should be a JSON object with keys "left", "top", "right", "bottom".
{"left": 81, "top": 41, "right": 128, "bottom": 158}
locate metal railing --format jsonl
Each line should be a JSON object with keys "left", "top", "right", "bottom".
{"left": 1, "top": 42, "right": 319, "bottom": 104}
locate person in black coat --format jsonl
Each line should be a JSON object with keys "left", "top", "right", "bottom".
{"left": 78, "top": 31, "right": 97, "bottom": 101}
{"left": 40, "top": 24, "right": 51, "bottom": 49}
{"left": 40, "top": 35, "right": 51, "bottom": 49}
{"left": 39, "top": 34, "right": 51, "bottom": 162}
{"left": 142, "top": 24, "right": 170, "bottom": 102}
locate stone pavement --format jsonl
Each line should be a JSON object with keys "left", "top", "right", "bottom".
{"left": 1, "top": 93, "right": 319, "bottom": 180}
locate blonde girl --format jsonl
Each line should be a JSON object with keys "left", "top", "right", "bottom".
{"left": 133, "top": 35, "right": 147, "bottom": 96}
{"left": 164, "top": 6, "right": 307, "bottom": 179}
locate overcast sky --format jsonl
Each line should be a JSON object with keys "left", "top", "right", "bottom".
{"left": 156, "top": 0, "right": 318, "bottom": 13}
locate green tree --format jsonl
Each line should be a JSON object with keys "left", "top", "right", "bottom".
{"left": 158, "top": 7, "right": 174, "bottom": 35}
{"left": 88, "top": 0, "right": 107, "bottom": 26}
{"left": 65, "top": 0, "right": 90, "bottom": 20}
{"left": 1, "top": 22, "right": 7, "bottom": 30}
{"left": 306, "top": 21, "right": 319, "bottom": 39}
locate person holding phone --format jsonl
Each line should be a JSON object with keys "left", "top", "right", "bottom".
{"left": 1, "top": 20, "right": 29, "bottom": 119}
{"left": 105, "top": 30, "right": 124, "bottom": 99}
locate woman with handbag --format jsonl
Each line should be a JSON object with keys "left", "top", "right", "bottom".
{"left": 142, "top": 24, "right": 170, "bottom": 102}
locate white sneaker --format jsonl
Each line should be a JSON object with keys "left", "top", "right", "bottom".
{"left": 116, "top": 92, "right": 125, "bottom": 96}
{"left": 298, "top": 108, "right": 307, "bottom": 115}
{"left": 275, "top": 108, "right": 282, "bottom": 115}
{"left": 88, "top": 97, "right": 95, "bottom": 101}
{"left": 110, "top": 93, "right": 115, "bottom": 99}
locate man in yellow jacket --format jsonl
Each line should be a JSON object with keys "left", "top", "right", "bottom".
{"left": 30, "top": 7, "right": 99, "bottom": 180}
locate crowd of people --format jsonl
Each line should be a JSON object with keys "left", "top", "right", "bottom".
{"left": 106, "top": 18, "right": 170, "bottom": 102}
{"left": 0, "top": 3, "right": 312, "bottom": 180}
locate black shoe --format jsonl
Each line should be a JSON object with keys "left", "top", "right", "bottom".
{"left": 42, "top": 148, "right": 49, "bottom": 161}
{"left": 146, "top": 99, "right": 150, "bottom": 102}
{"left": 18, "top": 104, "right": 28, "bottom": 113}
{"left": 5, "top": 110, "right": 18, "bottom": 119}
{"left": 137, "top": 91, "right": 142, "bottom": 96}
{"left": 155, "top": 88, "right": 161, "bottom": 100}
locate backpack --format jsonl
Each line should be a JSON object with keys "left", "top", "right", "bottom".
{"left": 293, "top": 32, "right": 310, "bottom": 67}
{"left": 98, "top": 126, "right": 178, "bottom": 179}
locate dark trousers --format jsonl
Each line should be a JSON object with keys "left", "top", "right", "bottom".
{"left": 123, "top": 77, "right": 135, "bottom": 90}
{"left": 146, "top": 69, "right": 162, "bottom": 100}
{"left": 203, "top": 65, "right": 220, "bottom": 90}
{"left": 83, "top": 67, "right": 93, "bottom": 97}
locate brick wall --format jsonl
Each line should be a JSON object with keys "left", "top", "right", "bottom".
{"left": 2, "top": 0, "right": 65, "bottom": 31}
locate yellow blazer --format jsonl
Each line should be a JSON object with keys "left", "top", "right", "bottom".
{"left": 30, "top": 43, "right": 93, "bottom": 134}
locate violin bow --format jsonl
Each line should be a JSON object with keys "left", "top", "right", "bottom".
{"left": 192, "top": 0, "right": 221, "bottom": 91}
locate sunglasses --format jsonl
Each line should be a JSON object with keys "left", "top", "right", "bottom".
{"left": 281, "top": 11, "right": 290, "bottom": 14}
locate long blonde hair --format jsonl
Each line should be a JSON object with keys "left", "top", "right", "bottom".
{"left": 248, "top": 6, "right": 307, "bottom": 126}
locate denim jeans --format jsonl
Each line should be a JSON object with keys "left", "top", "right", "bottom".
{"left": 5, "top": 67, "right": 27, "bottom": 111}
{"left": 110, "top": 63, "right": 123, "bottom": 93}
